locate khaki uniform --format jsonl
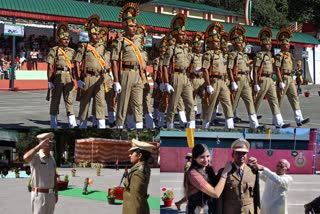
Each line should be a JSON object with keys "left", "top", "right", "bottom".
{"left": 221, "top": 163, "right": 260, "bottom": 214}
{"left": 122, "top": 161, "right": 150, "bottom": 214}
{"left": 275, "top": 52, "right": 300, "bottom": 110}
{"left": 30, "top": 153, "right": 57, "bottom": 214}
{"left": 152, "top": 57, "right": 162, "bottom": 110}
{"left": 163, "top": 44, "right": 194, "bottom": 124}
{"left": 189, "top": 53, "right": 205, "bottom": 107}
{"left": 202, "top": 50, "right": 233, "bottom": 121}
{"left": 74, "top": 42, "right": 108, "bottom": 121}
{"left": 47, "top": 46, "right": 75, "bottom": 116}
{"left": 111, "top": 37, "right": 143, "bottom": 126}
{"left": 228, "top": 51, "right": 255, "bottom": 114}
{"left": 254, "top": 51, "right": 281, "bottom": 114}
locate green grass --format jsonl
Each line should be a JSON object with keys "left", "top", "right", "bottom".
{"left": 58, "top": 187, "right": 160, "bottom": 210}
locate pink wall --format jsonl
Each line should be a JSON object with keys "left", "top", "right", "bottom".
{"left": 161, "top": 147, "right": 314, "bottom": 174}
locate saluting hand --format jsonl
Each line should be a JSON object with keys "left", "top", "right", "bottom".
{"left": 38, "top": 138, "right": 51, "bottom": 150}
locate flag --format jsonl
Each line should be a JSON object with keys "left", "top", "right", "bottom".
{"left": 186, "top": 128, "right": 195, "bottom": 148}
{"left": 267, "top": 128, "right": 271, "bottom": 140}
{"left": 242, "top": 128, "right": 246, "bottom": 139}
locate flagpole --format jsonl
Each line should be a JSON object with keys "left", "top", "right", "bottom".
{"left": 293, "top": 128, "right": 297, "bottom": 150}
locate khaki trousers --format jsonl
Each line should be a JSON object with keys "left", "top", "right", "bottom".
{"left": 116, "top": 70, "right": 143, "bottom": 126}
{"left": 191, "top": 77, "right": 205, "bottom": 103}
{"left": 166, "top": 73, "right": 194, "bottom": 123}
{"left": 49, "top": 71, "right": 75, "bottom": 116}
{"left": 202, "top": 79, "right": 233, "bottom": 120}
{"left": 278, "top": 75, "right": 300, "bottom": 110}
{"left": 31, "top": 192, "right": 55, "bottom": 214}
{"left": 78, "top": 74, "right": 105, "bottom": 120}
{"left": 255, "top": 76, "right": 280, "bottom": 115}
{"left": 232, "top": 75, "right": 256, "bottom": 115}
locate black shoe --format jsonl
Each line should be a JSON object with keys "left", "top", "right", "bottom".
{"left": 297, "top": 118, "right": 310, "bottom": 126}
{"left": 257, "top": 125, "right": 265, "bottom": 130}
{"left": 234, "top": 117, "right": 242, "bottom": 123}
{"left": 211, "top": 119, "right": 221, "bottom": 125}
{"left": 257, "top": 115, "right": 263, "bottom": 120}
{"left": 216, "top": 112, "right": 223, "bottom": 116}
{"left": 276, "top": 123, "right": 291, "bottom": 129}
{"left": 109, "top": 122, "right": 116, "bottom": 128}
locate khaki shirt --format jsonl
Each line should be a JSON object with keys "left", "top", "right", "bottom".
{"left": 228, "top": 51, "right": 251, "bottom": 72}
{"left": 47, "top": 46, "right": 75, "bottom": 68}
{"left": 162, "top": 44, "right": 190, "bottom": 68}
{"left": 111, "top": 37, "right": 140, "bottom": 65}
{"left": 30, "top": 152, "right": 56, "bottom": 189}
{"left": 74, "top": 42, "right": 108, "bottom": 71}
{"left": 189, "top": 53, "right": 203, "bottom": 72}
{"left": 202, "top": 50, "right": 226, "bottom": 74}
{"left": 153, "top": 57, "right": 160, "bottom": 71}
{"left": 275, "top": 51, "right": 293, "bottom": 71}
{"left": 254, "top": 51, "right": 273, "bottom": 73}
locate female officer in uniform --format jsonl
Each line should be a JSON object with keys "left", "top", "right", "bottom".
{"left": 122, "top": 139, "right": 156, "bottom": 214}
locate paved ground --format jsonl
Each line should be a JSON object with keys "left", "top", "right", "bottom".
{"left": 0, "top": 85, "right": 319, "bottom": 129}
{"left": 0, "top": 168, "right": 160, "bottom": 214}
{"left": 160, "top": 172, "right": 320, "bottom": 214}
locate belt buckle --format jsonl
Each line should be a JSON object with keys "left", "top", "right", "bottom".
{"left": 95, "top": 71, "right": 99, "bottom": 76}
{"left": 133, "top": 65, "right": 139, "bottom": 70}
{"left": 63, "top": 67, "right": 68, "bottom": 71}
{"left": 49, "top": 189, "right": 54, "bottom": 194}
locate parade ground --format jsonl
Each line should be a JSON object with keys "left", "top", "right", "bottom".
{"left": 0, "top": 84, "right": 320, "bottom": 129}
{"left": 0, "top": 168, "right": 160, "bottom": 214}
{"left": 160, "top": 172, "right": 320, "bottom": 214}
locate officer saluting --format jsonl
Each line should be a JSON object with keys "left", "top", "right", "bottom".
{"left": 275, "top": 28, "right": 309, "bottom": 126}
{"left": 122, "top": 139, "right": 156, "bottom": 214}
{"left": 47, "top": 23, "right": 76, "bottom": 128}
{"left": 74, "top": 14, "right": 108, "bottom": 128}
{"left": 23, "top": 132, "right": 58, "bottom": 214}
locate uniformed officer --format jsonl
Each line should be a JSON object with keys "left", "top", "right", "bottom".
{"left": 275, "top": 28, "right": 309, "bottom": 126}
{"left": 23, "top": 132, "right": 57, "bottom": 214}
{"left": 228, "top": 25, "right": 261, "bottom": 129}
{"left": 91, "top": 27, "right": 115, "bottom": 127}
{"left": 122, "top": 139, "right": 156, "bottom": 214}
{"left": 112, "top": 2, "right": 144, "bottom": 129}
{"left": 253, "top": 27, "right": 290, "bottom": 128}
{"left": 202, "top": 22, "right": 234, "bottom": 129}
{"left": 295, "top": 60, "right": 303, "bottom": 95}
{"left": 47, "top": 23, "right": 76, "bottom": 128}
{"left": 218, "top": 138, "right": 260, "bottom": 214}
{"left": 162, "top": 13, "right": 195, "bottom": 128}
{"left": 74, "top": 14, "right": 108, "bottom": 128}
{"left": 188, "top": 32, "right": 205, "bottom": 118}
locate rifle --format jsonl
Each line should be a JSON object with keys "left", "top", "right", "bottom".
{"left": 76, "top": 44, "right": 88, "bottom": 101}
{"left": 230, "top": 52, "right": 239, "bottom": 105}
{"left": 46, "top": 47, "right": 59, "bottom": 101}
{"left": 253, "top": 53, "right": 267, "bottom": 103}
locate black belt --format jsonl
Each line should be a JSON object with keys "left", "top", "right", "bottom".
{"left": 56, "top": 67, "right": 70, "bottom": 71}
{"left": 174, "top": 68, "right": 187, "bottom": 73}
{"left": 190, "top": 72, "right": 203, "bottom": 78}
{"left": 122, "top": 64, "right": 140, "bottom": 70}
{"left": 238, "top": 71, "right": 249, "bottom": 75}
{"left": 261, "top": 73, "right": 273, "bottom": 78}
{"left": 210, "top": 75, "right": 224, "bottom": 79}
{"left": 86, "top": 70, "right": 103, "bottom": 76}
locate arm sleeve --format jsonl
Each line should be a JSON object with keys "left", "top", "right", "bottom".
{"left": 275, "top": 54, "right": 282, "bottom": 67}
{"left": 47, "top": 48, "right": 56, "bottom": 65}
{"left": 162, "top": 47, "right": 173, "bottom": 66}
{"left": 202, "top": 52, "right": 211, "bottom": 69}
{"left": 227, "top": 52, "right": 236, "bottom": 69}
{"left": 262, "top": 167, "right": 293, "bottom": 190}
{"left": 188, "top": 169, "right": 212, "bottom": 193}
{"left": 73, "top": 45, "right": 85, "bottom": 62}
{"left": 111, "top": 39, "right": 122, "bottom": 61}
{"left": 253, "top": 53, "right": 262, "bottom": 68}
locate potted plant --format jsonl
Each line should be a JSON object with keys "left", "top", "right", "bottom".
{"left": 107, "top": 187, "right": 116, "bottom": 204}
{"left": 71, "top": 168, "right": 76, "bottom": 177}
{"left": 57, "top": 175, "right": 69, "bottom": 190}
{"left": 161, "top": 188, "right": 174, "bottom": 207}
{"left": 12, "top": 167, "right": 20, "bottom": 178}
{"left": 304, "top": 88, "right": 311, "bottom": 97}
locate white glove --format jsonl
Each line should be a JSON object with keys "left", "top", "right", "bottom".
{"left": 165, "top": 83, "right": 174, "bottom": 93}
{"left": 279, "top": 82, "right": 286, "bottom": 89}
{"left": 159, "top": 83, "right": 165, "bottom": 92}
{"left": 113, "top": 82, "right": 122, "bottom": 93}
{"left": 254, "top": 84, "right": 260, "bottom": 92}
{"left": 231, "top": 82, "right": 238, "bottom": 91}
{"left": 48, "top": 81, "right": 54, "bottom": 89}
{"left": 77, "top": 80, "right": 85, "bottom": 89}
{"left": 154, "top": 82, "right": 159, "bottom": 90}
{"left": 206, "top": 85, "right": 214, "bottom": 94}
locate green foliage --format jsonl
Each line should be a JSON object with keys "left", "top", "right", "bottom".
{"left": 64, "top": 175, "right": 69, "bottom": 182}
{"left": 162, "top": 189, "right": 174, "bottom": 200}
